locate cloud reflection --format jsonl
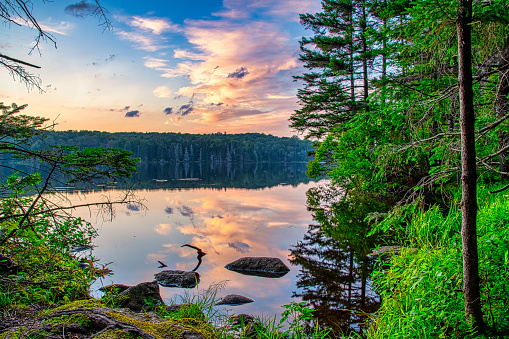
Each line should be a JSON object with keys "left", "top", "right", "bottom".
{"left": 82, "top": 182, "right": 317, "bottom": 316}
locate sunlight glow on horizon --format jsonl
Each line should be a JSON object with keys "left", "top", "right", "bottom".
{"left": 1, "top": 0, "right": 322, "bottom": 136}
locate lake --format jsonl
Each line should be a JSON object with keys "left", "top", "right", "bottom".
{"left": 65, "top": 162, "right": 378, "bottom": 335}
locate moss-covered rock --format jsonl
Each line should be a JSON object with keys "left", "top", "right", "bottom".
{"left": 111, "top": 281, "right": 163, "bottom": 312}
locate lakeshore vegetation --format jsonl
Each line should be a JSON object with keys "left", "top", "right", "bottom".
{"left": 292, "top": 0, "right": 509, "bottom": 337}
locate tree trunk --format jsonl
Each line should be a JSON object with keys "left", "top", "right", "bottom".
{"left": 457, "top": 0, "right": 485, "bottom": 334}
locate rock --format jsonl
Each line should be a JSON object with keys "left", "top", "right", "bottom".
{"left": 0, "top": 254, "right": 18, "bottom": 274}
{"left": 181, "top": 330, "right": 205, "bottom": 339}
{"left": 112, "top": 281, "right": 163, "bottom": 312}
{"left": 99, "top": 284, "right": 131, "bottom": 295}
{"left": 214, "top": 294, "right": 254, "bottom": 306}
{"left": 225, "top": 257, "right": 290, "bottom": 278}
{"left": 155, "top": 270, "right": 200, "bottom": 288}
{"left": 229, "top": 314, "right": 255, "bottom": 326}
{"left": 228, "top": 314, "right": 257, "bottom": 337}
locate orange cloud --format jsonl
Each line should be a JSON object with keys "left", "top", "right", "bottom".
{"left": 156, "top": 20, "right": 302, "bottom": 127}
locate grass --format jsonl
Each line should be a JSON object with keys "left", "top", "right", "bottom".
{"left": 162, "top": 281, "right": 228, "bottom": 322}
{"left": 367, "top": 184, "right": 509, "bottom": 339}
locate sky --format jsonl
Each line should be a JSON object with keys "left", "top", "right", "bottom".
{"left": 1, "top": 0, "right": 322, "bottom": 136}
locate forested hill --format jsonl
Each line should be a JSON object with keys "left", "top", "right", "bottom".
{"left": 34, "top": 131, "right": 312, "bottom": 163}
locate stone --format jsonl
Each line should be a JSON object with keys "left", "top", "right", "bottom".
{"left": 224, "top": 257, "right": 290, "bottom": 278}
{"left": 112, "top": 281, "right": 164, "bottom": 312}
{"left": 181, "top": 330, "right": 205, "bottom": 339}
{"left": 228, "top": 314, "right": 257, "bottom": 337}
{"left": 229, "top": 314, "right": 255, "bottom": 326}
{"left": 214, "top": 294, "right": 254, "bottom": 306}
{"left": 155, "top": 270, "right": 200, "bottom": 288}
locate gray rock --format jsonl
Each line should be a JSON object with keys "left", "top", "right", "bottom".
{"left": 181, "top": 330, "right": 205, "bottom": 339}
{"left": 155, "top": 270, "right": 200, "bottom": 288}
{"left": 228, "top": 314, "right": 257, "bottom": 337}
{"left": 112, "top": 281, "right": 164, "bottom": 312}
{"left": 229, "top": 314, "right": 255, "bottom": 326}
{"left": 214, "top": 294, "right": 254, "bottom": 306}
{"left": 225, "top": 257, "right": 290, "bottom": 278}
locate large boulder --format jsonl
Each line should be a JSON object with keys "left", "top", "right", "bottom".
{"left": 155, "top": 270, "right": 200, "bottom": 288}
{"left": 214, "top": 294, "right": 254, "bottom": 306}
{"left": 112, "top": 280, "right": 163, "bottom": 312}
{"left": 225, "top": 257, "right": 290, "bottom": 278}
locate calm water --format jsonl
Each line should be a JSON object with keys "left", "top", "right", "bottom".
{"left": 67, "top": 163, "right": 316, "bottom": 316}
{"left": 64, "top": 162, "right": 378, "bottom": 335}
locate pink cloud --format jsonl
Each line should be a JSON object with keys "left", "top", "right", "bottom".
{"left": 161, "top": 20, "right": 301, "bottom": 125}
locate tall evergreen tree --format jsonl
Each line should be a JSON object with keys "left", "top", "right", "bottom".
{"left": 290, "top": 0, "right": 378, "bottom": 140}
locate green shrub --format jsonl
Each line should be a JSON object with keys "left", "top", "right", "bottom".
{"left": 369, "top": 184, "right": 509, "bottom": 338}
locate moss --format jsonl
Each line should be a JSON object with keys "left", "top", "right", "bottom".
{"left": 0, "top": 327, "right": 44, "bottom": 339}
{"left": 43, "top": 313, "right": 91, "bottom": 327}
{"left": 91, "top": 329, "right": 141, "bottom": 339}
{"left": 40, "top": 298, "right": 104, "bottom": 316}
{"left": 107, "top": 311, "right": 219, "bottom": 339}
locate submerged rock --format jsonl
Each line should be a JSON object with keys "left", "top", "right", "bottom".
{"left": 214, "top": 294, "right": 254, "bottom": 306}
{"left": 155, "top": 270, "right": 200, "bottom": 288}
{"left": 225, "top": 257, "right": 290, "bottom": 278}
{"left": 110, "top": 280, "right": 163, "bottom": 312}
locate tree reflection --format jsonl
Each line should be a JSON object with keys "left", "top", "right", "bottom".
{"left": 289, "top": 183, "right": 382, "bottom": 337}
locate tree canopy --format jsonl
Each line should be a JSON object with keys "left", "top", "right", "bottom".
{"left": 292, "top": 0, "right": 509, "bottom": 335}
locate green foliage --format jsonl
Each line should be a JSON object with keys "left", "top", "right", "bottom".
{"left": 0, "top": 174, "right": 98, "bottom": 251}
{"left": 163, "top": 281, "right": 227, "bottom": 322}
{"left": 0, "top": 103, "right": 139, "bottom": 246}
{"left": 0, "top": 242, "right": 111, "bottom": 307}
{"left": 250, "top": 302, "right": 331, "bottom": 339}
{"left": 0, "top": 103, "right": 48, "bottom": 141}
{"left": 369, "top": 185, "right": 509, "bottom": 338}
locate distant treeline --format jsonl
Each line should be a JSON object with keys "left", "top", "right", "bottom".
{"left": 33, "top": 131, "right": 312, "bottom": 163}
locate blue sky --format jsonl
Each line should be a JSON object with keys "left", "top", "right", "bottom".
{"left": 1, "top": 0, "right": 322, "bottom": 136}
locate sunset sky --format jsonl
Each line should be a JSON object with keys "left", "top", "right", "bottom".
{"left": 1, "top": 0, "right": 322, "bottom": 136}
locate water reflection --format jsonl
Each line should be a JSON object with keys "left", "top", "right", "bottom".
{"left": 66, "top": 176, "right": 319, "bottom": 317}
{"left": 133, "top": 162, "right": 312, "bottom": 190}
{"left": 289, "top": 182, "right": 381, "bottom": 337}
{"left": 9, "top": 160, "right": 381, "bottom": 331}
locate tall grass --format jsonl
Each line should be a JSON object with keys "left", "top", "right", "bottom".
{"left": 368, "top": 184, "right": 509, "bottom": 338}
{"left": 164, "top": 281, "right": 228, "bottom": 323}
